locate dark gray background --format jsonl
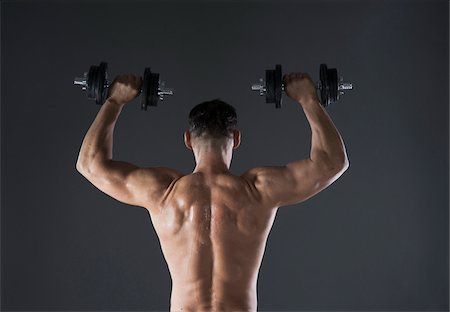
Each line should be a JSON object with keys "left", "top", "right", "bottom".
{"left": 1, "top": 0, "right": 448, "bottom": 311}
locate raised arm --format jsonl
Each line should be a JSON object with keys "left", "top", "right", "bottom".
{"left": 242, "top": 72, "right": 349, "bottom": 208}
{"left": 76, "top": 75, "right": 182, "bottom": 208}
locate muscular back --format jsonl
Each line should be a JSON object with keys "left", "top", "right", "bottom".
{"left": 78, "top": 154, "right": 344, "bottom": 311}
{"left": 148, "top": 172, "right": 278, "bottom": 312}
{"left": 80, "top": 157, "right": 344, "bottom": 311}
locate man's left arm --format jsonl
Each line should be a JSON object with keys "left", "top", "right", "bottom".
{"left": 76, "top": 75, "right": 181, "bottom": 208}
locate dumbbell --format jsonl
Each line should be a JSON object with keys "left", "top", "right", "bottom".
{"left": 251, "top": 64, "right": 353, "bottom": 108}
{"left": 73, "top": 62, "right": 174, "bottom": 110}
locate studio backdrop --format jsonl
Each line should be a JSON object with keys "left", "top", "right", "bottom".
{"left": 1, "top": 0, "right": 449, "bottom": 311}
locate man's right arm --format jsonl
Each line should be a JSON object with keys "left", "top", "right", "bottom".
{"left": 242, "top": 74, "right": 349, "bottom": 208}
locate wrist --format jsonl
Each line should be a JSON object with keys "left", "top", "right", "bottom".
{"left": 298, "top": 97, "right": 321, "bottom": 109}
{"left": 105, "top": 97, "right": 126, "bottom": 108}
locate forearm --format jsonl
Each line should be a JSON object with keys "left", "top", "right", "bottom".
{"left": 76, "top": 99, "right": 124, "bottom": 171}
{"left": 300, "top": 99, "right": 348, "bottom": 168}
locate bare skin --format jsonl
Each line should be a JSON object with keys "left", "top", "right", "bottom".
{"left": 76, "top": 72, "right": 349, "bottom": 311}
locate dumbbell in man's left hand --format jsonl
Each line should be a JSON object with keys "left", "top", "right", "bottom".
{"left": 107, "top": 74, "right": 143, "bottom": 106}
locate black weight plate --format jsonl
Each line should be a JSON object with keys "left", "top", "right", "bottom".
{"left": 92, "top": 66, "right": 101, "bottom": 104}
{"left": 319, "top": 64, "right": 329, "bottom": 107}
{"left": 329, "top": 68, "right": 338, "bottom": 104}
{"left": 148, "top": 72, "right": 160, "bottom": 107}
{"left": 141, "top": 68, "right": 151, "bottom": 110}
{"left": 87, "top": 66, "right": 96, "bottom": 100}
{"left": 274, "top": 64, "right": 282, "bottom": 108}
{"left": 141, "top": 68, "right": 160, "bottom": 110}
{"left": 96, "top": 62, "right": 108, "bottom": 104}
{"left": 265, "top": 69, "right": 275, "bottom": 104}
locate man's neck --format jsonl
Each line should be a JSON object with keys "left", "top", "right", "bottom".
{"left": 192, "top": 152, "right": 231, "bottom": 175}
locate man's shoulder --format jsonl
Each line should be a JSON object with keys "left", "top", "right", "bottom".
{"left": 143, "top": 166, "right": 184, "bottom": 180}
{"left": 239, "top": 166, "right": 275, "bottom": 183}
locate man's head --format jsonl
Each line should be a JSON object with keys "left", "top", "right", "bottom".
{"left": 184, "top": 99, "right": 241, "bottom": 156}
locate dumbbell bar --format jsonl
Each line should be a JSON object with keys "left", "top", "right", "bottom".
{"left": 251, "top": 64, "right": 353, "bottom": 108}
{"left": 73, "top": 62, "right": 174, "bottom": 110}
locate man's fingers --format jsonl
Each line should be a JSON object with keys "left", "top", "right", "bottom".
{"left": 126, "top": 75, "right": 134, "bottom": 82}
{"left": 284, "top": 72, "right": 304, "bottom": 85}
{"left": 283, "top": 73, "right": 296, "bottom": 83}
{"left": 114, "top": 74, "right": 142, "bottom": 89}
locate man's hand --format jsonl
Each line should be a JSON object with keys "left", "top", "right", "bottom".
{"left": 107, "top": 74, "right": 143, "bottom": 105}
{"left": 283, "top": 72, "right": 320, "bottom": 106}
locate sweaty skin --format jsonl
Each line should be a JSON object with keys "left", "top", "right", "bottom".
{"left": 76, "top": 73, "right": 349, "bottom": 312}
{"left": 154, "top": 171, "right": 280, "bottom": 312}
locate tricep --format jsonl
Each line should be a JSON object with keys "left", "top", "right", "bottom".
{"left": 248, "top": 158, "right": 348, "bottom": 208}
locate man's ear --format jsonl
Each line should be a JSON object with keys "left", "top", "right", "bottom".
{"left": 233, "top": 130, "right": 241, "bottom": 149}
{"left": 184, "top": 130, "right": 193, "bottom": 150}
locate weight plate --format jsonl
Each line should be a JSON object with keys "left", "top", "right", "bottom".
{"left": 141, "top": 68, "right": 160, "bottom": 110}
{"left": 92, "top": 66, "right": 101, "bottom": 104}
{"left": 149, "top": 72, "right": 160, "bottom": 107}
{"left": 141, "top": 68, "right": 151, "bottom": 110}
{"left": 265, "top": 69, "right": 275, "bottom": 104}
{"left": 329, "top": 68, "right": 338, "bottom": 104}
{"left": 319, "top": 64, "right": 330, "bottom": 107}
{"left": 274, "top": 64, "right": 282, "bottom": 108}
{"left": 97, "top": 62, "right": 108, "bottom": 104}
{"left": 87, "top": 66, "right": 96, "bottom": 100}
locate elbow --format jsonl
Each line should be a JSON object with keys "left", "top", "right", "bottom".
{"left": 330, "top": 157, "right": 349, "bottom": 176}
{"left": 330, "top": 150, "right": 350, "bottom": 173}
{"left": 340, "top": 156, "right": 350, "bottom": 171}
{"left": 322, "top": 154, "right": 349, "bottom": 176}
{"left": 314, "top": 149, "right": 349, "bottom": 174}
{"left": 76, "top": 160, "right": 87, "bottom": 175}
{"left": 76, "top": 161, "right": 85, "bottom": 173}
{"left": 76, "top": 156, "right": 106, "bottom": 176}
{"left": 76, "top": 156, "right": 93, "bottom": 175}
{"left": 344, "top": 158, "right": 350, "bottom": 170}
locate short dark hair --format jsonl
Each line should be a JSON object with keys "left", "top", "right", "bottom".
{"left": 188, "top": 99, "right": 237, "bottom": 139}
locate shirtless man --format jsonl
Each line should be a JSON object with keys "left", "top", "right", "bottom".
{"left": 76, "top": 71, "right": 349, "bottom": 312}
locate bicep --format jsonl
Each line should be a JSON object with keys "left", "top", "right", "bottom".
{"left": 78, "top": 160, "right": 180, "bottom": 207}
{"left": 246, "top": 159, "right": 341, "bottom": 208}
